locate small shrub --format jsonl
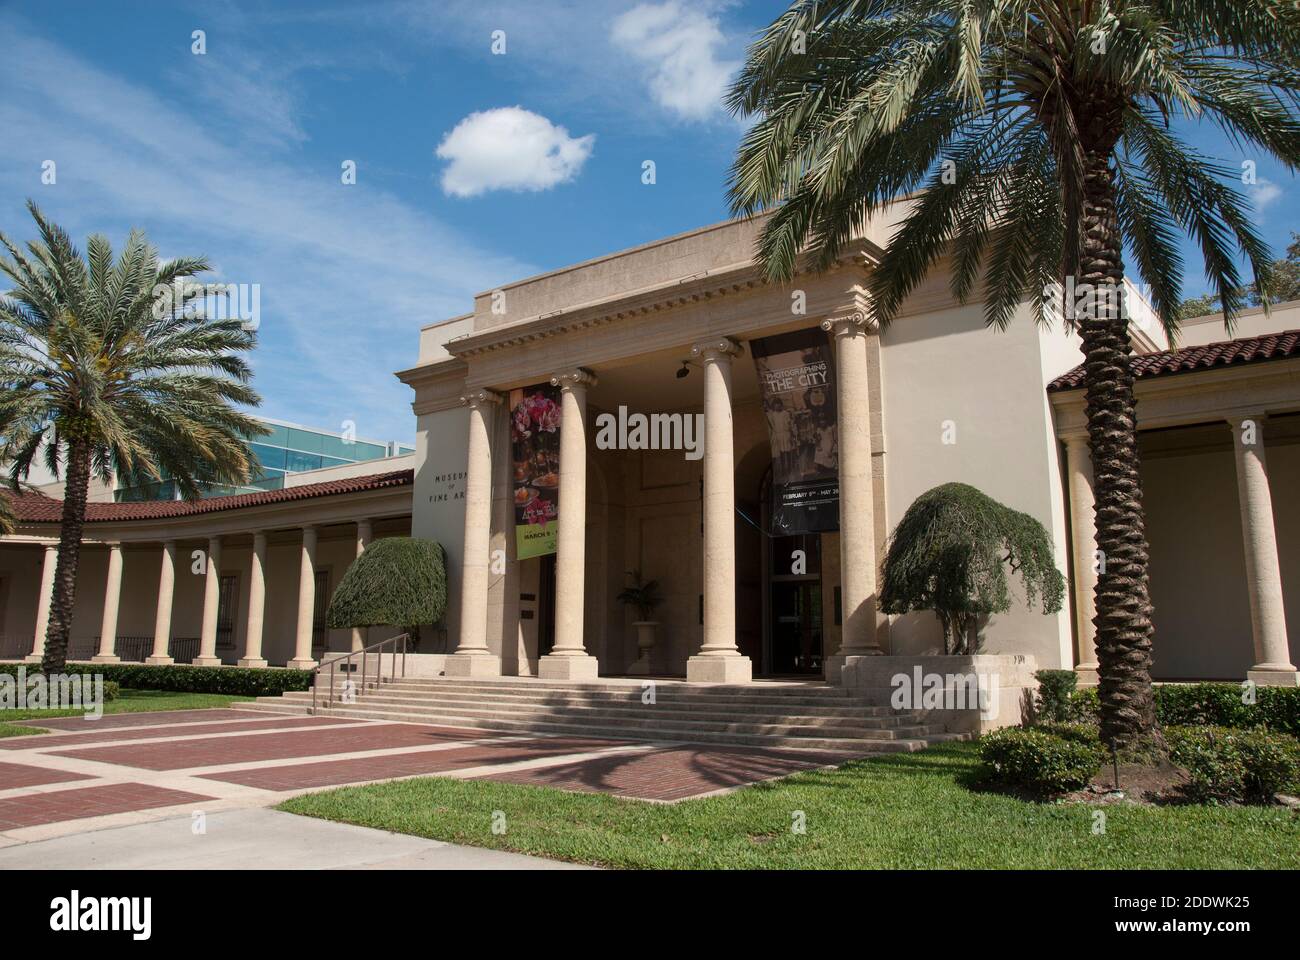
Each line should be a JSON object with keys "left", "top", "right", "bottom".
{"left": 1034, "top": 669, "right": 1078, "bottom": 723}
{"left": 103, "top": 681, "right": 120, "bottom": 702}
{"left": 1069, "top": 686, "right": 1100, "bottom": 725}
{"left": 979, "top": 726, "right": 1104, "bottom": 796}
{"left": 1166, "top": 726, "right": 1300, "bottom": 804}
{"left": 1035, "top": 721, "right": 1099, "bottom": 744}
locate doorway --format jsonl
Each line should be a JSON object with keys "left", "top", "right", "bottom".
{"left": 770, "top": 581, "right": 823, "bottom": 675}
{"left": 536, "top": 553, "right": 556, "bottom": 658}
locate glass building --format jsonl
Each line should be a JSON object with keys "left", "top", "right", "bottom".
{"left": 114, "top": 417, "right": 415, "bottom": 501}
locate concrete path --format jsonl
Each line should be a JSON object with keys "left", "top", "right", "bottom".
{"left": 0, "top": 808, "right": 588, "bottom": 870}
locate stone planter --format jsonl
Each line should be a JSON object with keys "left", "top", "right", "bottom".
{"left": 839, "top": 653, "right": 1039, "bottom": 734}
{"left": 626, "top": 621, "right": 658, "bottom": 675}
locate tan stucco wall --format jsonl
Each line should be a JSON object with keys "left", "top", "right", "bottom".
{"left": 879, "top": 293, "right": 1076, "bottom": 668}
{"left": 1143, "top": 426, "right": 1300, "bottom": 679}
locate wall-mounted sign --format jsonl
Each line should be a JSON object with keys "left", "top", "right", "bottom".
{"left": 751, "top": 328, "right": 840, "bottom": 534}
{"left": 509, "top": 383, "right": 562, "bottom": 559}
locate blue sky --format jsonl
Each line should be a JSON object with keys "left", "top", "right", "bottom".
{"left": 1, "top": 0, "right": 1294, "bottom": 444}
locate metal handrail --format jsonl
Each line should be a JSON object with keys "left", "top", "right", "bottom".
{"left": 311, "top": 633, "right": 409, "bottom": 712}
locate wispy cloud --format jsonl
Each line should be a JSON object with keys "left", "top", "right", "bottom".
{"left": 0, "top": 12, "right": 535, "bottom": 442}
{"left": 611, "top": 1, "right": 741, "bottom": 122}
{"left": 436, "top": 107, "right": 595, "bottom": 197}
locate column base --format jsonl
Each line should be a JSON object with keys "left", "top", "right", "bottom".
{"left": 1074, "top": 663, "right": 1099, "bottom": 687}
{"left": 237, "top": 657, "right": 268, "bottom": 669}
{"left": 444, "top": 652, "right": 501, "bottom": 678}
{"left": 90, "top": 654, "right": 120, "bottom": 664}
{"left": 1247, "top": 667, "right": 1300, "bottom": 687}
{"left": 686, "top": 654, "right": 752, "bottom": 684}
{"left": 538, "top": 653, "right": 599, "bottom": 681}
{"left": 23, "top": 654, "right": 42, "bottom": 664}
{"left": 287, "top": 658, "right": 319, "bottom": 670}
{"left": 192, "top": 656, "right": 223, "bottom": 667}
{"left": 144, "top": 656, "right": 174, "bottom": 665}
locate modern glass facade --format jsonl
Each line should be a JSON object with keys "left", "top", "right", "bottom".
{"left": 114, "top": 418, "right": 414, "bottom": 501}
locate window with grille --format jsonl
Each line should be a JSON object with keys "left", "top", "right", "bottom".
{"left": 312, "top": 570, "right": 330, "bottom": 649}
{"left": 216, "top": 575, "right": 237, "bottom": 649}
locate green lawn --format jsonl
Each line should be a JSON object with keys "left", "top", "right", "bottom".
{"left": 0, "top": 688, "right": 252, "bottom": 737}
{"left": 279, "top": 742, "right": 1300, "bottom": 869}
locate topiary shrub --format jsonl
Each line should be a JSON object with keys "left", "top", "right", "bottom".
{"left": 1034, "top": 669, "right": 1078, "bottom": 723}
{"left": 978, "top": 726, "right": 1104, "bottom": 796}
{"left": 327, "top": 537, "right": 447, "bottom": 647}
{"left": 880, "top": 483, "right": 1065, "bottom": 654}
{"left": 1166, "top": 726, "right": 1300, "bottom": 804}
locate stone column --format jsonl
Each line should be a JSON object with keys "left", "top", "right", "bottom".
{"left": 821, "top": 313, "right": 881, "bottom": 683}
{"left": 92, "top": 543, "right": 124, "bottom": 663}
{"left": 687, "top": 337, "right": 752, "bottom": 683}
{"left": 447, "top": 389, "right": 503, "bottom": 677}
{"left": 146, "top": 541, "right": 177, "bottom": 664}
{"left": 239, "top": 532, "right": 269, "bottom": 668}
{"left": 1229, "top": 414, "right": 1297, "bottom": 686}
{"left": 1064, "top": 434, "right": 1100, "bottom": 683}
{"left": 194, "top": 536, "right": 223, "bottom": 666}
{"left": 350, "top": 519, "right": 373, "bottom": 652}
{"left": 26, "top": 543, "right": 58, "bottom": 662}
{"left": 288, "top": 526, "right": 319, "bottom": 670}
{"left": 539, "top": 368, "right": 600, "bottom": 680}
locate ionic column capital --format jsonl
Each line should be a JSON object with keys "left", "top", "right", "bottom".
{"left": 460, "top": 388, "right": 503, "bottom": 408}
{"left": 550, "top": 367, "right": 598, "bottom": 390}
{"left": 690, "top": 336, "right": 743, "bottom": 361}
{"left": 1225, "top": 410, "right": 1268, "bottom": 430}
{"left": 821, "top": 284, "right": 877, "bottom": 336}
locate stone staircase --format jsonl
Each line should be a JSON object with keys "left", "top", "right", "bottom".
{"left": 244, "top": 676, "right": 969, "bottom": 754}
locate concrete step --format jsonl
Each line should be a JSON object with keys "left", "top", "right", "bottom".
{"left": 310, "top": 679, "right": 882, "bottom": 711}
{"left": 243, "top": 700, "right": 942, "bottom": 753}
{"left": 249, "top": 694, "right": 946, "bottom": 742}
{"left": 294, "top": 700, "right": 931, "bottom": 739}
{"left": 282, "top": 690, "right": 909, "bottom": 724}
{"left": 374, "top": 677, "right": 856, "bottom": 699}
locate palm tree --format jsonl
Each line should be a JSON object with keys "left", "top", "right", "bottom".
{"left": 728, "top": 1, "right": 1299, "bottom": 748}
{"left": 0, "top": 201, "right": 265, "bottom": 672}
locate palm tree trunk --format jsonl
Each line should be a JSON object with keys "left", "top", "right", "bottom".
{"left": 41, "top": 439, "right": 91, "bottom": 673}
{"left": 1077, "top": 148, "right": 1158, "bottom": 749}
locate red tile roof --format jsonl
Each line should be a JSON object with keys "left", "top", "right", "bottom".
{"left": 1048, "top": 329, "right": 1300, "bottom": 391}
{"left": 11, "top": 469, "right": 414, "bottom": 524}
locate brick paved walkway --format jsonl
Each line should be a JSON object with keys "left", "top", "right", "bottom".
{"left": 0, "top": 708, "right": 856, "bottom": 844}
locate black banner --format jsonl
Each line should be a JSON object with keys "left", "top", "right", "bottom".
{"left": 751, "top": 328, "right": 839, "bottom": 535}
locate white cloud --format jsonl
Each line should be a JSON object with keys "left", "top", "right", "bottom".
{"left": 435, "top": 107, "right": 595, "bottom": 198}
{"left": 1248, "top": 178, "right": 1283, "bottom": 213}
{"left": 611, "top": 1, "right": 740, "bottom": 122}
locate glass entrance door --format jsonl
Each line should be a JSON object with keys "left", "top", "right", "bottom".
{"left": 770, "top": 581, "right": 823, "bottom": 675}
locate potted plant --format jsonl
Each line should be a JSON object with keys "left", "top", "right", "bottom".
{"left": 616, "top": 570, "right": 662, "bottom": 675}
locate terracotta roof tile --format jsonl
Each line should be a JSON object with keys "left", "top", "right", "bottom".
{"left": 11, "top": 469, "right": 413, "bottom": 524}
{"left": 1048, "top": 329, "right": 1300, "bottom": 392}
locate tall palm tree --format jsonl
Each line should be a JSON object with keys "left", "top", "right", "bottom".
{"left": 0, "top": 201, "right": 265, "bottom": 672}
{"left": 728, "top": 1, "right": 1299, "bottom": 748}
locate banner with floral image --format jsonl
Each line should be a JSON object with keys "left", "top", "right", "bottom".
{"left": 509, "top": 383, "right": 562, "bottom": 559}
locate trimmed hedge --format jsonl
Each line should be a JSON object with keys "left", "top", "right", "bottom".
{"left": 0, "top": 662, "right": 313, "bottom": 697}
{"left": 1068, "top": 683, "right": 1300, "bottom": 735}
{"left": 979, "top": 726, "right": 1104, "bottom": 796}
{"left": 1167, "top": 725, "right": 1300, "bottom": 804}
{"left": 1033, "top": 669, "right": 1079, "bottom": 723}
